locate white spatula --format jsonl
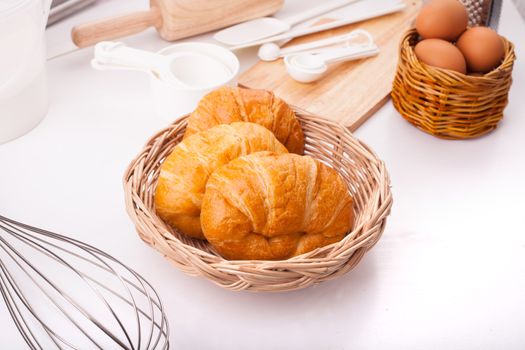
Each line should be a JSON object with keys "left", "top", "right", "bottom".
{"left": 229, "top": 0, "right": 406, "bottom": 50}
{"left": 214, "top": 0, "right": 361, "bottom": 46}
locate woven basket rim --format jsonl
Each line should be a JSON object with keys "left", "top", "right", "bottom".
{"left": 123, "top": 109, "right": 393, "bottom": 290}
{"left": 401, "top": 28, "right": 515, "bottom": 83}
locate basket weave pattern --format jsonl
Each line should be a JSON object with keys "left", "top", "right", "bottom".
{"left": 392, "top": 29, "right": 515, "bottom": 140}
{"left": 124, "top": 111, "right": 392, "bottom": 292}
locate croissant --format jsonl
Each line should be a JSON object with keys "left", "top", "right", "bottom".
{"left": 201, "top": 152, "right": 354, "bottom": 260}
{"left": 155, "top": 123, "right": 288, "bottom": 239}
{"left": 184, "top": 87, "right": 305, "bottom": 154}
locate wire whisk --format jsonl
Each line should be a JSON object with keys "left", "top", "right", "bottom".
{"left": 0, "top": 215, "right": 169, "bottom": 349}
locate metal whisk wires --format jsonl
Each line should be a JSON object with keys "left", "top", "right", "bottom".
{"left": 0, "top": 215, "right": 169, "bottom": 349}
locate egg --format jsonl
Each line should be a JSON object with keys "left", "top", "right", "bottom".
{"left": 416, "top": 0, "right": 468, "bottom": 41}
{"left": 456, "top": 27, "right": 505, "bottom": 73}
{"left": 414, "top": 39, "right": 467, "bottom": 74}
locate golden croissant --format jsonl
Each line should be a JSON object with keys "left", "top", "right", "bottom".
{"left": 201, "top": 152, "right": 354, "bottom": 260}
{"left": 155, "top": 123, "right": 288, "bottom": 239}
{"left": 184, "top": 87, "right": 304, "bottom": 154}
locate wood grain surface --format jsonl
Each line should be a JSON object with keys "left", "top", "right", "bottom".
{"left": 71, "top": 0, "right": 284, "bottom": 47}
{"left": 238, "top": 0, "right": 422, "bottom": 131}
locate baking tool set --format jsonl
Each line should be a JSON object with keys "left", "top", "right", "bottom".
{"left": 89, "top": 0, "right": 407, "bottom": 122}
{"left": 239, "top": 0, "right": 421, "bottom": 130}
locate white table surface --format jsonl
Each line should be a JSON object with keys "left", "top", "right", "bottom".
{"left": 1, "top": 0, "right": 525, "bottom": 349}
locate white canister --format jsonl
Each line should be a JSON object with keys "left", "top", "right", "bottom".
{"left": 0, "top": 0, "right": 51, "bottom": 144}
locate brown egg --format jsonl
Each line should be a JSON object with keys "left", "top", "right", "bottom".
{"left": 456, "top": 27, "right": 505, "bottom": 73}
{"left": 416, "top": 0, "right": 468, "bottom": 41}
{"left": 414, "top": 39, "right": 467, "bottom": 74}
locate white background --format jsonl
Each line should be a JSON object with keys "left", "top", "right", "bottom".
{"left": 1, "top": 0, "right": 525, "bottom": 349}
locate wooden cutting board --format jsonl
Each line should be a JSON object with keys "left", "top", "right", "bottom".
{"left": 238, "top": 0, "right": 421, "bottom": 131}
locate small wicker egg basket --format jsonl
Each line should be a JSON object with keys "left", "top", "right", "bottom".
{"left": 392, "top": 29, "right": 515, "bottom": 140}
{"left": 123, "top": 110, "right": 392, "bottom": 292}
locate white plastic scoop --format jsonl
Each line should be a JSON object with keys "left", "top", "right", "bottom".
{"left": 214, "top": 0, "right": 360, "bottom": 46}
{"left": 91, "top": 41, "right": 232, "bottom": 88}
{"left": 285, "top": 43, "right": 379, "bottom": 83}
{"left": 91, "top": 41, "right": 240, "bottom": 120}
{"left": 258, "top": 29, "right": 373, "bottom": 62}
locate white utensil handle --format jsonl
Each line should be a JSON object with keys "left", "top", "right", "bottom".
{"left": 280, "top": 32, "right": 356, "bottom": 56}
{"left": 91, "top": 41, "right": 165, "bottom": 73}
{"left": 230, "top": 2, "right": 406, "bottom": 50}
{"left": 322, "top": 45, "right": 380, "bottom": 64}
{"left": 279, "top": 29, "right": 373, "bottom": 56}
{"left": 281, "top": 0, "right": 360, "bottom": 26}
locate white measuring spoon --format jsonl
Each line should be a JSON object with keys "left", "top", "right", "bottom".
{"left": 92, "top": 41, "right": 233, "bottom": 89}
{"left": 258, "top": 29, "right": 373, "bottom": 62}
{"left": 214, "top": 0, "right": 360, "bottom": 47}
{"left": 284, "top": 44, "right": 380, "bottom": 83}
{"left": 230, "top": 0, "right": 406, "bottom": 50}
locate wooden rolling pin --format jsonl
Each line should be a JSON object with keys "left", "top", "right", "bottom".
{"left": 71, "top": 0, "right": 284, "bottom": 48}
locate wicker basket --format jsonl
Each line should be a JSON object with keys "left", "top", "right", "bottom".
{"left": 123, "top": 110, "right": 392, "bottom": 292}
{"left": 392, "top": 29, "right": 515, "bottom": 140}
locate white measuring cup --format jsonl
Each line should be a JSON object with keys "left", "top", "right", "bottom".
{"left": 92, "top": 42, "right": 240, "bottom": 121}
{"left": 93, "top": 41, "right": 207, "bottom": 88}
{"left": 0, "top": 0, "right": 52, "bottom": 144}
{"left": 284, "top": 31, "right": 379, "bottom": 83}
